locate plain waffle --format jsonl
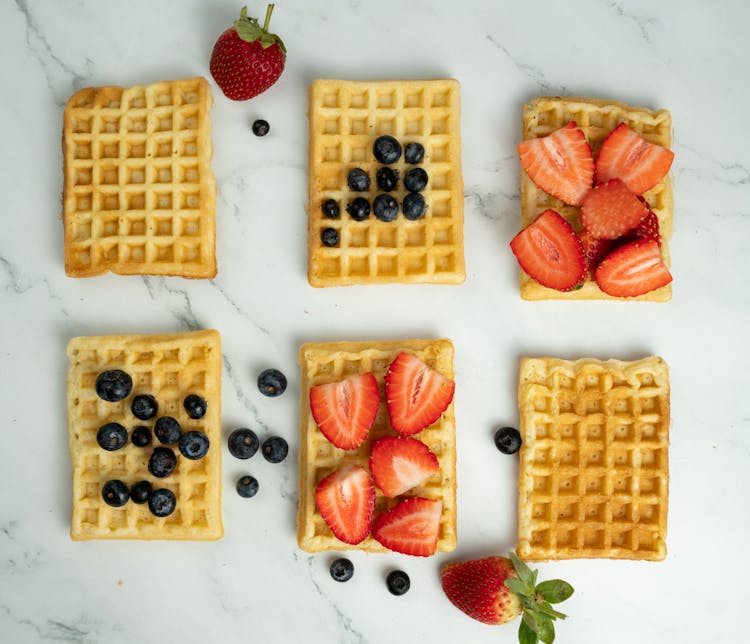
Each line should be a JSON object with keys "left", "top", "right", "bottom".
{"left": 297, "top": 339, "right": 457, "bottom": 553}
{"left": 307, "top": 79, "right": 465, "bottom": 286}
{"left": 62, "top": 77, "right": 216, "bottom": 278}
{"left": 517, "top": 357, "right": 669, "bottom": 561}
{"left": 67, "top": 330, "right": 222, "bottom": 540}
{"left": 519, "top": 96, "right": 673, "bottom": 300}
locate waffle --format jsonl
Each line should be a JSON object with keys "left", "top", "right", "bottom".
{"left": 307, "top": 79, "right": 465, "bottom": 286}
{"left": 519, "top": 96, "right": 674, "bottom": 300}
{"left": 517, "top": 357, "right": 669, "bottom": 561}
{"left": 62, "top": 77, "right": 217, "bottom": 278}
{"left": 67, "top": 329, "right": 222, "bottom": 540}
{"left": 297, "top": 339, "right": 457, "bottom": 553}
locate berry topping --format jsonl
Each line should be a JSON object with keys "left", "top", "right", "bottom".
{"left": 402, "top": 193, "right": 426, "bottom": 220}
{"left": 404, "top": 142, "right": 425, "bottom": 164}
{"left": 369, "top": 436, "right": 439, "bottom": 497}
{"left": 321, "top": 227, "right": 339, "bottom": 247}
{"left": 258, "top": 368, "right": 287, "bottom": 397}
{"left": 96, "top": 422, "right": 128, "bottom": 451}
{"left": 580, "top": 231, "right": 613, "bottom": 274}
{"left": 580, "top": 178, "right": 649, "bottom": 240}
{"left": 228, "top": 428, "right": 260, "bottom": 459}
{"left": 252, "top": 119, "right": 270, "bottom": 136}
{"left": 594, "top": 239, "right": 672, "bottom": 297}
{"left": 148, "top": 447, "right": 177, "bottom": 478}
{"left": 347, "top": 168, "right": 371, "bottom": 192}
{"left": 386, "top": 570, "right": 411, "bottom": 596}
{"left": 130, "top": 480, "right": 152, "bottom": 505}
{"left": 178, "top": 431, "right": 210, "bottom": 460}
{"left": 631, "top": 206, "right": 661, "bottom": 245}
{"left": 148, "top": 488, "right": 176, "bottom": 517}
{"left": 322, "top": 199, "right": 340, "bottom": 219}
{"left": 130, "top": 426, "right": 152, "bottom": 448}
{"left": 373, "top": 135, "right": 402, "bottom": 164}
{"left": 101, "top": 480, "right": 129, "bottom": 507}
{"left": 376, "top": 167, "right": 399, "bottom": 192}
{"left": 183, "top": 394, "right": 207, "bottom": 419}
{"left": 372, "top": 497, "right": 442, "bottom": 557}
{"left": 262, "top": 436, "right": 289, "bottom": 463}
{"left": 310, "top": 373, "right": 380, "bottom": 450}
{"left": 494, "top": 427, "right": 522, "bottom": 455}
{"left": 131, "top": 394, "right": 158, "bottom": 420}
{"left": 315, "top": 464, "right": 375, "bottom": 545}
{"left": 346, "top": 197, "right": 371, "bottom": 221}
{"left": 154, "top": 416, "right": 182, "bottom": 445}
{"left": 330, "top": 557, "right": 354, "bottom": 582}
{"left": 236, "top": 475, "right": 259, "bottom": 498}
{"left": 373, "top": 194, "right": 399, "bottom": 222}
{"left": 403, "top": 167, "right": 428, "bottom": 192}
{"left": 95, "top": 369, "right": 132, "bottom": 402}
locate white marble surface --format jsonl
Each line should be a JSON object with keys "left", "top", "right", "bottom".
{"left": 1, "top": 0, "right": 749, "bottom": 642}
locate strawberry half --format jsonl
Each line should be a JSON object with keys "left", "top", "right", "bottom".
{"left": 594, "top": 239, "right": 672, "bottom": 297}
{"left": 518, "top": 121, "right": 594, "bottom": 206}
{"left": 509, "top": 209, "right": 586, "bottom": 290}
{"left": 385, "top": 353, "right": 455, "bottom": 436}
{"left": 631, "top": 206, "right": 661, "bottom": 245}
{"left": 371, "top": 497, "right": 442, "bottom": 557}
{"left": 369, "top": 436, "right": 439, "bottom": 498}
{"left": 580, "top": 231, "right": 612, "bottom": 274}
{"left": 595, "top": 122, "right": 674, "bottom": 195}
{"left": 580, "top": 179, "right": 649, "bottom": 240}
{"left": 309, "top": 373, "right": 380, "bottom": 450}
{"left": 314, "top": 464, "right": 375, "bottom": 545}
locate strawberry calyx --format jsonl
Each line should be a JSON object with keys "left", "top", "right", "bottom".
{"left": 234, "top": 4, "right": 287, "bottom": 54}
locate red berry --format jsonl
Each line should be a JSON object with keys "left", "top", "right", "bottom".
{"left": 315, "top": 465, "right": 375, "bottom": 545}
{"left": 371, "top": 497, "right": 442, "bottom": 557}
{"left": 580, "top": 179, "right": 649, "bottom": 240}
{"left": 369, "top": 436, "right": 439, "bottom": 498}
{"left": 594, "top": 239, "right": 672, "bottom": 297}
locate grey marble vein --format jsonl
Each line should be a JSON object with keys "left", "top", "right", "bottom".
{"left": 140, "top": 277, "right": 200, "bottom": 331}
{"left": 0, "top": 255, "right": 31, "bottom": 294}
{"left": 485, "top": 34, "right": 567, "bottom": 94}
{"left": 605, "top": 0, "right": 658, "bottom": 44}
{"left": 0, "top": 604, "right": 109, "bottom": 644}
{"left": 209, "top": 279, "right": 271, "bottom": 336}
{"left": 221, "top": 353, "right": 271, "bottom": 433}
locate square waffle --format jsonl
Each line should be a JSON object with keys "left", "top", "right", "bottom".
{"left": 519, "top": 96, "right": 674, "bottom": 301}
{"left": 67, "top": 329, "right": 222, "bottom": 540}
{"left": 62, "top": 77, "right": 217, "bottom": 278}
{"left": 297, "top": 339, "right": 457, "bottom": 553}
{"left": 307, "top": 79, "right": 465, "bottom": 286}
{"left": 517, "top": 357, "right": 669, "bottom": 561}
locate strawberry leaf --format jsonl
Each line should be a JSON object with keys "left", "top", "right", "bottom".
{"left": 523, "top": 609, "right": 539, "bottom": 634}
{"left": 534, "top": 600, "right": 568, "bottom": 621}
{"left": 510, "top": 552, "right": 535, "bottom": 587}
{"left": 537, "top": 579, "right": 574, "bottom": 604}
{"left": 536, "top": 614, "right": 556, "bottom": 644}
{"left": 506, "top": 577, "right": 531, "bottom": 598}
{"left": 519, "top": 620, "right": 539, "bottom": 644}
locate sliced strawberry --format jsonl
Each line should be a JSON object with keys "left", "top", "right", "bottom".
{"left": 631, "top": 206, "right": 661, "bottom": 245}
{"left": 595, "top": 122, "right": 674, "bottom": 195}
{"left": 385, "top": 353, "right": 455, "bottom": 436}
{"left": 310, "top": 373, "right": 380, "bottom": 450}
{"left": 594, "top": 239, "right": 672, "bottom": 297}
{"left": 580, "top": 179, "right": 649, "bottom": 240}
{"left": 580, "top": 231, "right": 612, "bottom": 273}
{"left": 315, "top": 464, "right": 375, "bottom": 545}
{"left": 372, "top": 497, "right": 442, "bottom": 556}
{"left": 369, "top": 436, "right": 440, "bottom": 498}
{"left": 518, "top": 121, "right": 594, "bottom": 206}
{"left": 509, "top": 209, "right": 586, "bottom": 290}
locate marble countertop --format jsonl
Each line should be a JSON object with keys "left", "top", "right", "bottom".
{"left": 2, "top": 0, "right": 749, "bottom": 642}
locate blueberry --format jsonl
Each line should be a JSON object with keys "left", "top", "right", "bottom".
{"left": 131, "top": 426, "right": 152, "bottom": 447}
{"left": 148, "top": 447, "right": 177, "bottom": 478}
{"left": 258, "top": 369, "right": 287, "bottom": 397}
{"left": 494, "top": 426, "right": 522, "bottom": 455}
{"left": 101, "top": 480, "right": 129, "bottom": 507}
{"left": 321, "top": 227, "right": 339, "bottom": 247}
{"left": 228, "top": 428, "right": 260, "bottom": 459}
{"left": 373, "top": 194, "right": 399, "bottom": 222}
{"left": 330, "top": 558, "right": 354, "bottom": 582}
{"left": 183, "top": 394, "right": 207, "bottom": 419}
{"left": 386, "top": 570, "right": 410, "bottom": 596}
{"left": 130, "top": 480, "right": 152, "bottom": 504}
{"left": 347, "top": 168, "right": 370, "bottom": 192}
{"left": 322, "top": 199, "right": 340, "bottom": 219}
{"left": 148, "top": 488, "right": 176, "bottom": 517}
{"left": 178, "top": 430, "right": 209, "bottom": 460}
{"left": 252, "top": 119, "right": 270, "bottom": 136}
{"left": 96, "top": 422, "right": 128, "bottom": 451}
{"left": 373, "top": 135, "right": 402, "bottom": 164}
{"left": 404, "top": 142, "right": 425, "bottom": 164}
{"left": 131, "top": 394, "right": 158, "bottom": 420}
{"left": 262, "top": 436, "right": 289, "bottom": 463}
{"left": 154, "top": 416, "right": 181, "bottom": 445}
{"left": 236, "top": 475, "right": 259, "bottom": 498}
{"left": 404, "top": 168, "right": 429, "bottom": 192}
{"left": 346, "top": 197, "right": 370, "bottom": 221}
{"left": 95, "top": 370, "right": 132, "bottom": 402}
{"left": 376, "top": 167, "right": 399, "bottom": 192}
{"left": 402, "top": 193, "right": 427, "bottom": 220}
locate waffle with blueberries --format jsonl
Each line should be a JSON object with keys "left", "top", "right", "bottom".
{"left": 307, "top": 79, "right": 465, "bottom": 286}
{"left": 62, "top": 77, "right": 217, "bottom": 278}
{"left": 67, "top": 329, "right": 223, "bottom": 540}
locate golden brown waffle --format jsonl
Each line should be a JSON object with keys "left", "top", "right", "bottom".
{"left": 67, "top": 330, "right": 222, "bottom": 540}
{"left": 297, "top": 339, "right": 456, "bottom": 553}
{"left": 519, "top": 96, "right": 673, "bottom": 301}
{"left": 307, "top": 79, "right": 465, "bottom": 286}
{"left": 517, "top": 357, "right": 669, "bottom": 561}
{"left": 62, "top": 77, "right": 217, "bottom": 278}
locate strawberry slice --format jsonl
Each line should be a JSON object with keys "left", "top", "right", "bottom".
{"left": 314, "top": 464, "right": 375, "bottom": 545}
{"left": 631, "top": 206, "right": 661, "bottom": 245}
{"left": 581, "top": 179, "right": 649, "bottom": 240}
{"left": 369, "top": 436, "right": 440, "bottom": 498}
{"left": 372, "top": 497, "right": 442, "bottom": 556}
{"left": 594, "top": 239, "right": 672, "bottom": 297}
{"left": 580, "top": 231, "right": 612, "bottom": 273}
{"left": 595, "top": 122, "right": 674, "bottom": 195}
{"left": 310, "top": 373, "right": 380, "bottom": 450}
{"left": 385, "top": 353, "right": 455, "bottom": 436}
{"left": 509, "top": 209, "right": 586, "bottom": 290}
{"left": 518, "top": 121, "right": 594, "bottom": 206}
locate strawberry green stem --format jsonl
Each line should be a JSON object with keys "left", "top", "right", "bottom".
{"left": 263, "top": 4, "right": 274, "bottom": 31}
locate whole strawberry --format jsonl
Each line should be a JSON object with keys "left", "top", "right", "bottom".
{"left": 441, "top": 552, "right": 573, "bottom": 644}
{"left": 210, "top": 4, "right": 287, "bottom": 101}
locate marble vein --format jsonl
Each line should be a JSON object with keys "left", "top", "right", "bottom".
{"left": 485, "top": 34, "right": 567, "bottom": 94}
{"left": 209, "top": 279, "right": 271, "bottom": 336}
{"left": 140, "top": 277, "right": 200, "bottom": 331}
{"left": 0, "top": 604, "right": 108, "bottom": 644}
{"left": 0, "top": 255, "right": 32, "bottom": 294}
{"left": 605, "top": 1, "right": 658, "bottom": 45}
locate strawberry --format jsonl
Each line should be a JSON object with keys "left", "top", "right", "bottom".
{"left": 595, "top": 122, "right": 674, "bottom": 195}
{"left": 369, "top": 436, "right": 439, "bottom": 498}
{"left": 371, "top": 497, "right": 442, "bottom": 556}
{"left": 309, "top": 373, "right": 380, "bottom": 450}
{"left": 509, "top": 209, "right": 586, "bottom": 290}
{"left": 594, "top": 239, "right": 672, "bottom": 297}
{"left": 631, "top": 206, "right": 661, "bottom": 245}
{"left": 580, "top": 178, "right": 649, "bottom": 240}
{"left": 314, "top": 464, "right": 375, "bottom": 545}
{"left": 385, "top": 353, "right": 455, "bottom": 436}
{"left": 441, "top": 552, "right": 574, "bottom": 643}
{"left": 210, "top": 5, "right": 287, "bottom": 101}
{"left": 518, "top": 121, "right": 594, "bottom": 206}
{"left": 580, "top": 231, "right": 612, "bottom": 274}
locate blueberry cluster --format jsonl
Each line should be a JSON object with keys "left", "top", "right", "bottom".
{"left": 328, "top": 557, "right": 411, "bottom": 596}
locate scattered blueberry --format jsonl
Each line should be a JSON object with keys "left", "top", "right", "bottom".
{"left": 258, "top": 369, "right": 287, "bottom": 397}
{"left": 154, "top": 416, "right": 182, "bottom": 445}
{"left": 404, "top": 142, "right": 425, "bottom": 164}
{"left": 404, "top": 167, "right": 429, "bottom": 192}
{"left": 373, "top": 194, "right": 399, "bottom": 222}
{"left": 96, "top": 422, "right": 128, "bottom": 451}
{"left": 321, "top": 227, "right": 339, "bottom": 247}
{"left": 262, "top": 436, "right": 289, "bottom": 463}
{"left": 148, "top": 488, "right": 176, "bottom": 517}
{"left": 373, "top": 135, "right": 402, "bottom": 164}
{"left": 101, "top": 480, "right": 129, "bottom": 507}
{"left": 386, "top": 570, "right": 411, "bottom": 596}
{"left": 330, "top": 558, "right": 354, "bottom": 582}
{"left": 322, "top": 199, "right": 340, "bottom": 219}
{"left": 494, "top": 426, "right": 522, "bottom": 455}
{"left": 402, "top": 192, "right": 427, "bottom": 220}
{"left": 252, "top": 119, "right": 270, "bottom": 136}
{"left": 183, "top": 394, "right": 207, "bottom": 419}
{"left": 346, "top": 197, "right": 370, "bottom": 221}
{"left": 228, "top": 428, "right": 260, "bottom": 459}
{"left": 148, "top": 447, "right": 177, "bottom": 478}
{"left": 131, "top": 426, "right": 152, "bottom": 447}
{"left": 178, "top": 431, "right": 210, "bottom": 460}
{"left": 236, "top": 475, "right": 259, "bottom": 498}
{"left": 376, "top": 167, "right": 399, "bottom": 192}
{"left": 95, "top": 370, "right": 132, "bottom": 402}
{"left": 130, "top": 480, "right": 152, "bottom": 504}
{"left": 131, "top": 394, "right": 158, "bottom": 420}
{"left": 347, "top": 168, "right": 371, "bottom": 192}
